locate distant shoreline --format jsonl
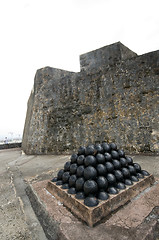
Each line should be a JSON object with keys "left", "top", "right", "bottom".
{"left": 0, "top": 142, "right": 22, "bottom": 150}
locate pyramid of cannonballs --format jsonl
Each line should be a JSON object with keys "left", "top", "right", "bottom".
{"left": 51, "top": 142, "right": 150, "bottom": 207}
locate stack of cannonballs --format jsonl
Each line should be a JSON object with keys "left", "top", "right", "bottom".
{"left": 51, "top": 142, "right": 150, "bottom": 207}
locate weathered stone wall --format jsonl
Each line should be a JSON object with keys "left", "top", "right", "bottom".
{"left": 22, "top": 42, "right": 159, "bottom": 154}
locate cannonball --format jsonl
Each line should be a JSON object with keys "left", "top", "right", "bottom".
{"left": 114, "top": 170, "right": 124, "bottom": 182}
{"left": 70, "top": 153, "right": 78, "bottom": 163}
{"left": 62, "top": 171, "right": 70, "bottom": 183}
{"left": 70, "top": 163, "right": 78, "bottom": 174}
{"left": 137, "top": 172, "right": 144, "bottom": 179}
{"left": 109, "top": 143, "right": 117, "bottom": 150}
{"left": 62, "top": 183, "right": 69, "bottom": 189}
{"left": 111, "top": 150, "right": 119, "bottom": 159}
{"left": 112, "top": 159, "right": 121, "bottom": 170}
{"left": 96, "top": 153, "right": 105, "bottom": 164}
{"left": 84, "top": 180, "right": 98, "bottom": 196}
{"left": 78, "top": 146, "right": 86, "bottom": 155}
{"left": 116, "top": 182, "right": 126, "bottom": 190}
{"left": 128, "top": 165, "right": 137, "bottom": 175}
{"left": 96, "top": 164, "right": 107, "bottom": 176}
{"left": 95, "top": 143, "right": 104, "bottom": 154}
{"left": 75, "top": 177, "right": 85, "bottom": 191}
{"left": 51, "top": 177, "right": 57, "bottom": 182}
{"left": 106, "top": 173, "right": 116, "bottom": 185}
{"left": 76, "top": 165, "right": 85, "bottom": 177}
{"left": 85, "top": 145, "right": 96, "bottom": 156}
{"left": 77, "top": 155, "right": 85, "bottom": 165}
{"left": 101, "top": 142, "right": 111, "bottom": 152}
{"left": 75, "top": 191, "right": 85, "bottom": 199}
{"left": 130, "top": 175, "right": 139, "bottom": 182}
{"left": 84, "top": 155, "right": 96, "bottom": 167}
{"left": 126, "top": 156, "right": 133, "bottom": 165}
{"left": 122, "top": 167, "right": 130, "bottom": 178}
{"left": 120, "top": 158, "right": 127, "bottom": 167}
{"left": 57, "top": 169, "right": 64, "bottom": 180}
{"left": 69, "top": 175, "right": 77, "bottom": 187}
{"left": 98, "top": 191, "right": 109, "bottom": 200}
{"left": 124, "top": 179, "right": 133, "bottom": 185}
{"left": 108, "top": 187, "right": 118, "bottom": 194}
{"left": 118, "top": 149, "right": 125, "bottom": 157}
{"left": 104, "top": 153, "right": 112, "bottom": 162}
{"left": 68, "top": 187, "right": 76, "bottom": 194}
{"left": 105, "top": 162, "right": 114, "bottom": 173}
{"left": 84, "top": 166, "right": 97, "bottom": 180}
{"left": 96, "top": 176, "right": 108, "bottom": 190}
{"left": 64, "top": 161, "right": 71, "bottom": 171}
{"left": 56, "top": 180, "right": 63, "bottom": 185}
{"left": 133, "top": 163, "right": 141, "bottom": 172}
{"left": 84, "top": 197, "right": 99, "bottom": 207}
{"left": 141, "top": 170, "right": 150, "bottom": 176}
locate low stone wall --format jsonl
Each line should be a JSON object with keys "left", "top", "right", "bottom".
{"left": 22, "top": 42, "right": 159, "bottom": 155}
{"left": 0, "top": 143, "right": 22, "bottom": 150}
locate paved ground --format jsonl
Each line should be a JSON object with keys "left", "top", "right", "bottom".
{"left": 0, "top": 148, "right": 159, "bottom": 239}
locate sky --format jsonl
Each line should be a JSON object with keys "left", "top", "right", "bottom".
{"left": 0, "top": 0, "right": 159, "bottom": 140}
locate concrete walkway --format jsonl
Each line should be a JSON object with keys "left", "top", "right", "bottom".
{"left": 0, "top": 148, "right": 159, "bottom": 239}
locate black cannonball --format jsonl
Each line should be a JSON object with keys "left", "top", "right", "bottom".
{"left": 96, "top": 176, "right": 108, "bottom": 190}
{"left": 116, "top": 182, "right": 126, "bottom": 190}
{"left": 75, "top": 177, "right": 85, "bottom": 191}
{"left": 56, "top": 180, "right": 63, "bottom": 185}
{"left": 106, "top": 173, "right": 116, "bottom": 185}
{"left": 104, "top": 153, "right": 112, "bottom": 162}
{"left": 122, "top": 167, "right": 131, "bottom": 178}
{"left": 71, "top": 153, "right": 78, "bottom": 163}
{"left": 137, "top": 172, "right": 144, "bottom": 179}
{"left": 108, "top": 187, "right": 118, "bottom": 194}
{"left": 75, "top": 191, "right": 85, "bottom": 199}
{"left": 111, "top": 150, "right": 119, "bottom": 160}
{"left": 84, "top": 180, "right": 98, "bottom": 196}
{"left": 98, "top": 191, "right": 109, "bottom": 200}
{"left": 95, "top": 143, "right": 104, "bottom": 154}
{"left": 62, "top": 172, "right": 70, "bottom": 183}
{"left": 118, "top": 149, "right": 125, "bottom": 157}
{"left": 105, "top": 162, "right": 114, "bottom": 173}
{"left": 124, "top": 179, "right": 133, "bottom": 185}
{"left": 133, "top": 163, "right": 141, "bottom": 173}
{"left": 114, "top": 170, "right": 124, "bottom": 182}
{"left": 51, "top": 177, "right": 57, "bottom": 182}
{"left": 96, "top": 153, "right": 105, "bottom": 164}
{"left": 96, "top": 164, "right": 107, "bottom": 176}
{"left": 68, "top": 187, "right": 76, "bottom": 194}
{"left": 109, "top": 142, "right": 117, "bottom": 150}
{"left": 77, "top": 155, "right": 85, "bottom": 165}
{"left": 126, "top": 156, "right": 133, "bottom": 165}
{"left": 84, "top": 166, "right": 97, "bottom": 180}
{"left": 84, "top": 197, "right": 99, "bottom": 207}
{"left": 62, "top": 183, "right": 69, "bottom": 189}
{"left": 85, "top": 145, "right": 96, "bottom": 156}
{"left": 57, "top": 169, "right": 64, "bottom": 180}
{"left": 78, "top": 146, "right": 86, "bottom": 155}
{"left": 120, "top": 158, "right": 128, "bottom": 167}
{"left": 128, "top": 165, "right": 137, "bottom": 175}
{"left": 76, "top": 165, "right": 85, "bottom": 177}
{"left": 84, "top": 155, "right": 96, "bottom": 167}
{"left": 141, "top": 170, "right": 150, "bottom": 176}
{"left": 69, "top": 175, "right": 77, "bottom": 187}
{"left": 101, "top": 142, "right": 111, "bottom": 152}
{"left": 112, "top": 159, "right": 121, "bottom": 170}
{"left": 130, "top": 175, "right": 139, "bottom": 182}
{"left": 70, "top": 163, "right": 78, "bottom": 174}
{"left": 64, "top": 161, "right": 71, "bottom": 171}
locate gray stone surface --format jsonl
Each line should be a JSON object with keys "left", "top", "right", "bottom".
{"left": 22, "top": 42, "right": 159, "bottom": 155}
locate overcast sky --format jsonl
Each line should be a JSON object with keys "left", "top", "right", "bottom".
{"left": 0, "top": 0, "right": 159, "bottom": 139}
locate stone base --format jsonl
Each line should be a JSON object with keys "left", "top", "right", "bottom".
{"left": 46, "top": 175, "right": 155, "bottom": 227}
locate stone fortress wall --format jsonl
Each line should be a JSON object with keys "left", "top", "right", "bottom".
{"left": 22, "top": 42, "right": 159, "bottom": 154}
